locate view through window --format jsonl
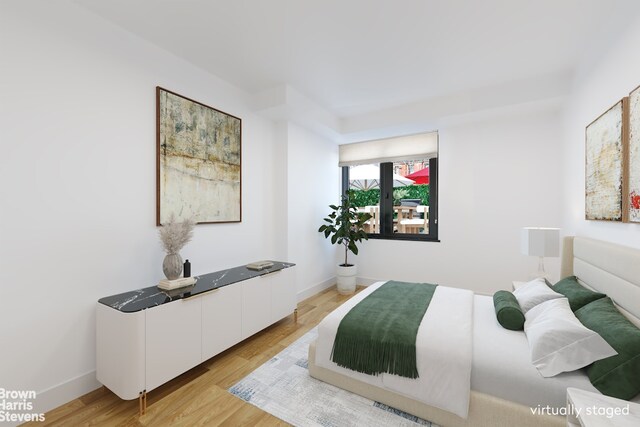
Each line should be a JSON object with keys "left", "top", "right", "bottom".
{"left": 347, "top": 163, "right": 382, "bottom": 234}
{"left": 345, "top": 158, "right": 437, "bottom": 240}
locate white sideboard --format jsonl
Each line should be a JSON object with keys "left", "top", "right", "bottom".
{"left": 96, "top": 264, "right": 296, "bottom": 412}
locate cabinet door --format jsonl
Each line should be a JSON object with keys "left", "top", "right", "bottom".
{"left": 270, "top": 268, "right": 296, "bottom": 322}
{"left": 241, "top": 276, "right": 272, "bottom": 339}
{"left": 145, "top": 297, "right": 201, "bottom": 392}
{"left": 201, "top": 285, "right": 242, "bottom": 361}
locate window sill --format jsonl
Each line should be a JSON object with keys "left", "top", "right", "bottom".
{"left": 366, "top": 234, "right": 440, "bottom": 242}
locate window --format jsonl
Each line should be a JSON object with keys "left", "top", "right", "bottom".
{"left": 339, "top": 133, "right": 438, "bottom": 242}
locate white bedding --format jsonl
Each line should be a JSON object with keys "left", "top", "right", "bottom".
{"left": 472, "top": 294, "right": 640, "bottom": 407}
{"left": 316, "top": 281, "right": 474, "bottom": 418}
{"left": 472, "top": 294, "right": 600, "bottom": 408}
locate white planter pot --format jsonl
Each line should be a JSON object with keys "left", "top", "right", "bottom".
{"left": 336, "top": 264, "right": 357, "bottom": 295}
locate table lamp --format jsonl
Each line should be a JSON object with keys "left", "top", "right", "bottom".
{"left": 521, "top": 227, "right": 560, "bottom": 278}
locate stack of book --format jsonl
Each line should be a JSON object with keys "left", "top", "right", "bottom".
{"left": 246, "top": 261, "right": 274, "bottom": 271}
{"left": 157, "top": 277, "right": 196, "bottom": 290}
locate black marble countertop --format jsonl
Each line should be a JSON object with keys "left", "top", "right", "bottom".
{"left": 98, "top": 261, "right": 295, "bottom": 313}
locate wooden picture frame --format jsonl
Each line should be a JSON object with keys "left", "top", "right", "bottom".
{"left": 628, "top": 84, "right": 640, "bottom": 223}
{"left": 585, "top": 98, "right": 629, "bottom": 222}
{"left": 156, "top": 87, "right": 242, "bottom": 225}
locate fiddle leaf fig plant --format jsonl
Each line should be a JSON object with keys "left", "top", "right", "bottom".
{"left": 318, "top": 195, "right": 372, "bottom": 266}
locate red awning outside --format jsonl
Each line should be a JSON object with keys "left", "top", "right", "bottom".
{"left": 405, "top": 167, "right": 429, "bottom": 185}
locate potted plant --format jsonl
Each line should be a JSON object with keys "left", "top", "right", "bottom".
{"left": 318, "top": 195, "right": 372, "bottom": 294}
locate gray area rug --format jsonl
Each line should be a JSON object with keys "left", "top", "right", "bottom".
{"left": 228, "top": 328, "right": 438, "bottom": 426}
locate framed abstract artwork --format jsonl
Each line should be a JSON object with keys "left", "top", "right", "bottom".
{"left": 629, "top": 85, "right": 640, "bottom": 222}
{"left": 585, "top": 99, "right": 628, "bottom": 222}
{"left": 156, "top": 87, "right": 242, "bottom": 225}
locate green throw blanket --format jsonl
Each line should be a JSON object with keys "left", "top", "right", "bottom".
{"left": 331, "top": 281, "right": 437, "bottom": 379}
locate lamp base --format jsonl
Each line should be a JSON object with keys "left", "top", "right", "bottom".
{"left": 535, "top": 256, "right": 547, "bottom": 279}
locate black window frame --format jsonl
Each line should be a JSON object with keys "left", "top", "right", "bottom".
{"left": 342, "top": 157, "right": 439, "bottom": 242}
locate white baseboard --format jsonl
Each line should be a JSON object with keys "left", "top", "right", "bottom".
{"left": 297, "top": 276, "right": 383, "bottom": 302}
{"left": 357, "top": 276, "right": 382, "bottom": 286}
{"left": 297, "top": 277, "right": 336, "bottom": 301}
{"left": 34, "top": 370, "right": 101, "bottom": 417}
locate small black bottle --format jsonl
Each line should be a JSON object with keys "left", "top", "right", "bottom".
{"left": 183, "top": 259, "right": 191, "bottom": 278}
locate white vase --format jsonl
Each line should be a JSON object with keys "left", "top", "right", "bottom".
{"left": 163, "top": 252, "right": 183, "bottom": 280}
{"left": 336, "top": 264, "right": 357, "bottom": 295}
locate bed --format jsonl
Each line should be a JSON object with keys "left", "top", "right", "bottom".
{"left": 308, "top": 236, "right": 640, "bottom": 426}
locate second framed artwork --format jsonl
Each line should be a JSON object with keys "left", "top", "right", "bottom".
{"left": 585, "top": 99, "right": 628, "bottom": 222}
{"left": 156, "top": 87, "right": 242, "bottom": 226}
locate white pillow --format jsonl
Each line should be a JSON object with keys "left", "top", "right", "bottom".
{"left": 513, "top": 277, "right": 563, "bottom": 313}
{"left": 524, "top": 298, "right": 617, "bottom": 377}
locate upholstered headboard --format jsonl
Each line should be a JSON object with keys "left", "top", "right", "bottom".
{"left": 561, "top": 236, "right": 640, "bottom": 327}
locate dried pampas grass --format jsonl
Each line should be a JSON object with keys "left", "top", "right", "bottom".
{"left": 159, "top": 214, "right": 195, "bottom": 254}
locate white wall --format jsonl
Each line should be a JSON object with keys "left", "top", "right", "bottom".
{"left": 286, "top": 124, "right": 341, "bottom": 299}
{"left": 354, "top": 105, "right": 564, "bottom": 295}
{"left": 0, "top": 1, "right": 289, "bottom": 414}
{"left": 562, "top": 14, "right": 640, "bottom": 247}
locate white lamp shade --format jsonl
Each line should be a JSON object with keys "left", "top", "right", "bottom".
{"left": 521, "top": 227, "right": 560, "bottom": 257}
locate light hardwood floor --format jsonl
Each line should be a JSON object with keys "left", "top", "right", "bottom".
{"left": 26, "top": 285, "right": 364, "bottom": 427}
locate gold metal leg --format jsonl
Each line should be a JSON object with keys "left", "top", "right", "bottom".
{"left": 294, "top": 308, "right": 298, "bottom": 322}
{"left": 139, "top": 390, "right": 147, "bottom": 416}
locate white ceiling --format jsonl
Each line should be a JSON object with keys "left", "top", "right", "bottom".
{"left": 75, "top": 0, "right": 640, "bottom": 133}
